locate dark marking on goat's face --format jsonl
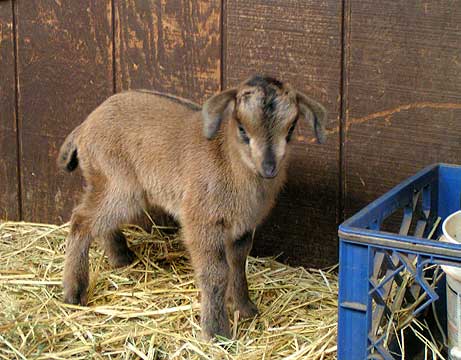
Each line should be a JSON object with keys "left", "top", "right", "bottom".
{"left": 232, "top": 75, "right": 298, "bottom": 179}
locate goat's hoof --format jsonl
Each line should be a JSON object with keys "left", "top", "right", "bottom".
{"left": 202, "top": 329, "right": 232, "bottom": 342}
{"left": 110, "top": 248, "right": 136, "bottom": 268}
{"left": 63, "top": 284, "right": 88, "bottom": 306}
{"left": 201, "top": 322, "right": 231, "bottom": 342}
{"left": 236, "top": 300, "right": 259, "bottom": 319}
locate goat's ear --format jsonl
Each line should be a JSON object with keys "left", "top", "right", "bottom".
{"left": 296, "top": 91, "right": 327, "bottom": 144}
{"left": 202, "top": 88, "right": 237, "bottom": 139}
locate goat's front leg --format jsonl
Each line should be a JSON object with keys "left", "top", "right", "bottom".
{"left": 225, "top": 231, "right": 258, "bottom": 318}
{"left": 183, "top": 223, "right": 230, "bottom": 340}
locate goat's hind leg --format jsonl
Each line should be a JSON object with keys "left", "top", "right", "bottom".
{"left": 63, "top": 208, "right": 93, "bottom": 305}
{"left": 63, "top": 186, "right": 140, "bottom": 304}
{"left": 100, "top": 229, "right": 135, "bottom": 268}
{"left": 94, "top": 189, "right": 141, "bottom": 268}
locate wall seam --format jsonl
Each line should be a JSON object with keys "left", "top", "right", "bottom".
{"left": 12, "top": 0, "right": 22, "bottom": 220}
{"left": 339, "top": 0, "right": 351, "bottom": 224}
{"left": 220, "top": 0, "right": 226, "bottom": 90}
{"left": 111, "top": 0, "right": 117, "bottom": 93}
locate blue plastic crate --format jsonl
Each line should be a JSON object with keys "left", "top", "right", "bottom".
{"left": 338, "top": 163, "right": 461, "bottom": 359}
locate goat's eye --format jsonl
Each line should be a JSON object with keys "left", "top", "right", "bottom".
{"left": 238, "top": 124, "right": 250, "bottom": 144}
{"left": 286, "top": 119, "right": 297, "bottom": 142}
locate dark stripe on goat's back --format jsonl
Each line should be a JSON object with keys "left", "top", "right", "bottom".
{"left": 132, "top": 89, "right": 202, "bottom": 111}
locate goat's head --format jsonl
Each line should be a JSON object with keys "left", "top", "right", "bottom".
{"left": 202, "top": 75, "right": 327, "bottom": 179}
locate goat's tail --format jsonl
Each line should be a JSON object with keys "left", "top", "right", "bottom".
{"left": 57, "top": 126, "right": 81, "bottom": 172}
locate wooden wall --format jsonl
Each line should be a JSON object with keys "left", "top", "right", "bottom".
{"left": 1, "top": 0, "right": 460, "bottom": 267}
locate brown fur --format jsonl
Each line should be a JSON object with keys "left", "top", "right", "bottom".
{"left": 58, "top": 75, "right": 327, "bottom": 340}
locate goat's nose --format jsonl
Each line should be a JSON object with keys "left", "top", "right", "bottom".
{"left": 262, "top": 160, "right": 277, "bottom": 178}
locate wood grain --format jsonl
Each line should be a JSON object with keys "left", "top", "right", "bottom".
{"left": 16, "top": 1, "right": 113, "bottom": 223}
{"left": 344, "top": 0, "right": 461, "bottom": 218}
{"left": 115, "top": 0, "right": 221, "bottom": 227}
{"left": 0, "top": 1, "right": 19, "bottom": 220}
{"left": 225, "top": 0, "right": 342, "bottom": 267}
{"left": 115, "top": 0, "right": 221, "bottom": 103}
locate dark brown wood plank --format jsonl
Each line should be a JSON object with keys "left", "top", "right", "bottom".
{"left": 115, "top": 0, "right": 221, "bottom": 228}
{"left": 345, "top": 1, "right": 461, "bottom": 219}
{"left": 115, "top": 0, "right": 221, "bottom": 103}
{"left": 16, "top": 1, "right": 114, "bottom": 223}
{"left": 0, "top": 1, "right": 19, "bottom": 220}
{"left": 226, "top": 0, "right": 342, "bottom": 267}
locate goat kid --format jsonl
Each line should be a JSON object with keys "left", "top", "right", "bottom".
{"left": 58, "top": 75, "right": 327, "bottom": 340}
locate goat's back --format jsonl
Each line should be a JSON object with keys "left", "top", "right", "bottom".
{"left": 73, "top": 91, "right": 205, "bottom": 212}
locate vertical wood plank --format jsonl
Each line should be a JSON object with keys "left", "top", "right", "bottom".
{"left": 16, "top": 1, "right": 114, "bottom": 223}
{"left": 115, "top": 0, "right": 221, "bottom": 103}
{"left": 345, "top": 1, "right": 461, "bottom": 218}
{"left": 115, "top": 0, "right": 221, "bottom": 228}
{"left": 226, "top": 0, "right": 342, "bottom": 267}
{"left": 0, "top": 0, "right": 19, "bottom": 220}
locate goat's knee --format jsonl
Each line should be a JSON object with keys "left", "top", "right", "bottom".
{"left": 62, "top": 213, "right": 92, "bottom": 305}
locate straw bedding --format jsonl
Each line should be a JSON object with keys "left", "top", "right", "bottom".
{"left": 0, "top": 221, "right": 338, "bottom": 360}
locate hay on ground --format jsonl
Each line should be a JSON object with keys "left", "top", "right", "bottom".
{"left": 0, "top": 221, "right": 338, "bottom": 360}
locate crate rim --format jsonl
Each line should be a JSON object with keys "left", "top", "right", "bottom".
{"left": 339, "top": 163, "right": 461, "bottom": 260}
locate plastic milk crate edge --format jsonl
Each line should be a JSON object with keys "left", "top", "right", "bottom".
{"left": 337, "top": 163, "right": 461, "bottom": 360}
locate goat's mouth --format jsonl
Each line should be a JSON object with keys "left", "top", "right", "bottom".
{"left": 258, "top": 169, "right": 279, "bottom": 179}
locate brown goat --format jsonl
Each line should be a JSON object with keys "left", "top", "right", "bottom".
{"left": 58, "top": 75, "right": 327, "bottom": 340}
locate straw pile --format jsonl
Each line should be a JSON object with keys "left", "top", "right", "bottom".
{"left": 0, "top": 221, "right": 338, "bottom": 360}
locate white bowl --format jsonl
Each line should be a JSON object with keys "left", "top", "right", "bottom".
{"left": 441, "top": 210, "right": 461, "bottom": 281}
{"left": 443, "top": 210, "right": 461, "bottom": 244}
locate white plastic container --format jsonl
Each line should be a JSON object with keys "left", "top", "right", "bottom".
{"left": 441, "top": 210, "right": 461, "bottom": 360}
